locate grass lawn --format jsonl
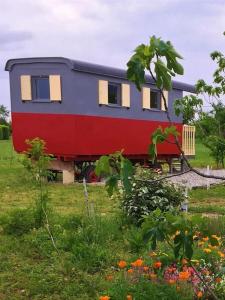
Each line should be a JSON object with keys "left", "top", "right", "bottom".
{"left": 189, "top": 140, "right": 216, "bottom": 168}
{"left": 0, "top": 140, "right": 120, "bottom": 299}
{"left": 188, "top": 140, "right": 225, "bottom": 215}
{"left": 0, "top": 139, "right": 225, "bottom": 299}
{"left": 0, "top": 139, "right": 112, "bottom": 215}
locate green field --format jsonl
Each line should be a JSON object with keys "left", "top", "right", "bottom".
{"left": 190, "top": 140, "right": 216, "bottom": 168}
{"left": 0, "top": 139, "right": 225, "bottom": 299}
{"left": 0, "top": 139, "right": 223, "bottom": 215}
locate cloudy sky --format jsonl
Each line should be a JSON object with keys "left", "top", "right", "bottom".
{"left": 1, "top": 0, "right": 224, "bottom": 110}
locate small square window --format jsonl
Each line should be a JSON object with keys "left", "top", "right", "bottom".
{"left": 150, "top": 90, "right": 160, "bottom": 109}
{"left": 108, "top": 83, "right": 121, "bottom": 105}
{"left": 32, "top": 76, "right": 50, "bottom": 100}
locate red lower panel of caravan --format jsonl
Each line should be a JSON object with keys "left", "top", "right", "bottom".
{"left": 11, "top": 112, "right": 183, "bottom": 160}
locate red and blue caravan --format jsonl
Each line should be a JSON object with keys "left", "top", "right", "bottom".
{"left": 5, "top": 57, "right": 195, "bottom": 183}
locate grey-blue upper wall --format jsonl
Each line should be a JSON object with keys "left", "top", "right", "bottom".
{"left": 6, "top": 58, "right": 186, "bottom": 123}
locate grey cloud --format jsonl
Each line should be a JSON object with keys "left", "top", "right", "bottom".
{"left": 0, "top": 0, "right": 224, "bottom": 108}
{"left": 0, "top": 30, "right": 33, "bottom": 45}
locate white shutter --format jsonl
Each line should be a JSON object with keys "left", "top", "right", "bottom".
{"left": 49, "top": 75, "right": 62, "bottom": 101}
{"left": 142, "top": 87, "right": 150, "bottom": 109}
{"left": 20, "top": 75, "right": 32, "bottom": 101}
{"left": 161, "top": 90, "right": 168, "bottom": 111}
{"left": 98, "top": 80, "right": 108, "bottom": 105}
{"left": 121, "top": 83, "right": 130, "bottom": 108}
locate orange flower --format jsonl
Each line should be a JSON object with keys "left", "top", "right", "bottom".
{"left": 218, "top": 251, "right": 225, "bottom": 258}
{"left": 178, "top": 271, "right": 190, "bottom": 281}
{"left": 215, "top": 277, "right": 222, "bottom": 283}
{"left": 168, "top": 279, "right": 176, "bottom": 284}
{"left": 143, "top": 266, "right": 149, "bottom": 272}
{"left": 202, "top": 236, "right": 209, "bottom": 242}
{"left": 211, "top": 235, "right": 221, "bottom": 241}
{"left": 127, "top": 295, "right": 132, "bottom": 300}
{"left": 149, "top": 272, "right": 157, "bottom": 279}
{"left": 99, "top": 296, "right": 110, "bottom": 300}
{"left": 167, "top": 267, "right": 174, "bottom": 273}
{"left": 203, "top": 248, "right": 212, "bottom": 254}
{"left": 198, "top": 241, "right": 204, "bottom": 247}
{"left": 118, "top": 260, "right": 127, "bottom": 269}
{"left": 127, "top": 268, "right": 134, "bottom": 274}
{"left": 153, "top": 261, "right": 162, "bottom": 269}
{"left": 209, "top": 244, "right": 218, "bottom": 250}
{"left": 131, "top": 259, "right": 144, "bottom": 267}
{"left": 202, "top": 269, "right": 210, "bottom": 276}
{"left": 197, "top": 291, "right": 203, "bottom": 298}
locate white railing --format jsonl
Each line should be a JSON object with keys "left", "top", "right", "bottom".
{"left": 182, "top": 125, "right": 195, "bottom": 156}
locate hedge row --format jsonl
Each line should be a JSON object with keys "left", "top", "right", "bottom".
{"left": 0, "top": 125, "right": 10, "bottom": 140}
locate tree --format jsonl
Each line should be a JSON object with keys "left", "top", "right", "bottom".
{"left": 126, "top": 33, "right": 225, "bottom": 179}
{"left": 174, "top": 33, "right": 225, "bottom": 168}
{"left": 96, "top": 33, "right": 225, "bottom": 195}
{"left": 0, "top": 105, "right": 9, "bottom": 125}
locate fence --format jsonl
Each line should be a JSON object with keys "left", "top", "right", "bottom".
{"left": 182, "top": 125, "right": 195, "bottom": 156}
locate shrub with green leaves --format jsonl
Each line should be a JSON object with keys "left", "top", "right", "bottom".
{"left": 0, "top": 208, "right": 35, "bottom": 236}
{"left": 122, "top": 169, "right": 185, "bottom": 224}
{"left": 0, "top": 125, "right": 10, "bottom": 140}
{"left": 57, "top": 215, "right": 124, "bottom": 273}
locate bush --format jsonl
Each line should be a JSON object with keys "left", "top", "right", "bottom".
{"left": 122, "top": 168, "right": 185, "bottom": 224}
{"left": 0, "top": 208, "right": 35, "bottom": 236}
{"left": 57, "top": 215, "right": 124, "bottom": 273}
{"left": 1, "top": 125, "right": 10, "bottom": 139}
{"left": 0, "top": 125, "right": 10, "bottom": 140}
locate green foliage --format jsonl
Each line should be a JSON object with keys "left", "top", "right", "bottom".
{"left": 191, "top": 215, "right": 225, "bottom": 237}
{"left": 95, "top": 151, "right": 134, "bottom": 196}
{"left": 204, "top": 135, "right": 225, "bottom": 168}
{"left": 127, "top": 36, "right": 183, "bottom": 91}
{"left": 1, "top": 138, "right": 225, "bottom": 299}
{"left": 174, "top": 95, "right": 203, "bottom": 124}
{"left": 124, "top": 226, "right": 145, "bottom": 253}
{"left": 149, "top": 126, "right": 180, "bottom": 162}
{"left": 57, "top": 215, "right": 124, "bottom": 273}
{"left": 174, "top": 33, "right": 225, "bottom": 168}
{"left": 105, "top": 276, "right": 193, "bottom": 300}
{"left": 0, "top": 208, "right": 35, "bottom": 236}
{"left": 0, "top": 105, "right": 9, "bottom": 125}
{"left": 195, "top": 102, "right": 225, "bottom": 168}
{"left": 22, "top": 138, "right": 53, "bottom": 227}
{"left": 122, "top": 168, "right": 185, "bottom": 224}
{"left": 0, "top": 125, "right": 10, "bottom": 140}
{"left": 142, "top": 210, "right": 195, "bottom": 260}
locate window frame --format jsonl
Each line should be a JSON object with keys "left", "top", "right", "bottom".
{"left": 150, "top": 89, "right": 161, "bottom": 110}
{"left": 31, "top": 75, "right": 50, "bottom": 102}
{"left": 107, "top": 82, "right": 122, "bottom": 107}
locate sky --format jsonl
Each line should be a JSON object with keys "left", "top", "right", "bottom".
{"left": 0, "top": 0, "right": 224, "bottom": 111}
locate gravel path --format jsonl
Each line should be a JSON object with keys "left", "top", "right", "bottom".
{"left": 168, "top": 169, "right": 225, "bottom": 188}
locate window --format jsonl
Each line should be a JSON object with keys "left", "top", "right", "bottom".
{"left": 32, "top": 76, "right": 50, "bottom": 100}
{"left": 150, "top": 90, "right": 161, "bottom": 109}
{"left": 108, "top": 83, "right": 121, "bottom": 105}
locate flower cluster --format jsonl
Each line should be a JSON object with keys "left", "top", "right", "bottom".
{"left": 99, "top": 233, "right": 225, "bottom": 299}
